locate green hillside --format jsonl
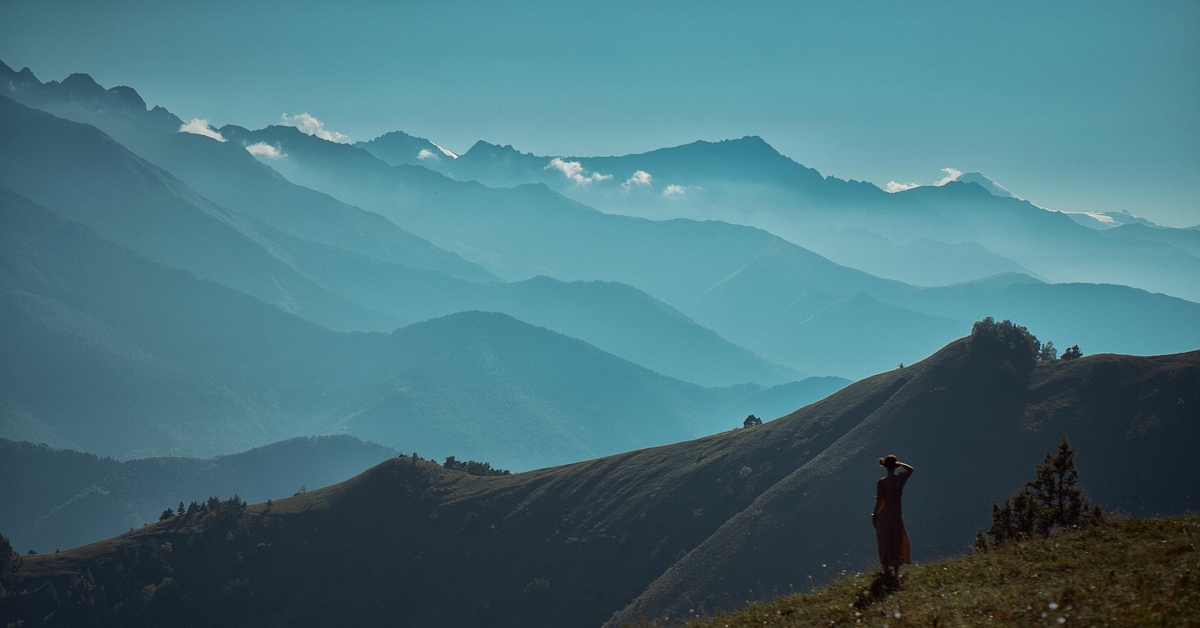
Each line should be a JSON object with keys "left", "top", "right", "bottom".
{"left": 0, "top": 337, "right": 1194, "bottom": 628}
{"left": 683, "top": 513, "right": 1200, "bottom": 627}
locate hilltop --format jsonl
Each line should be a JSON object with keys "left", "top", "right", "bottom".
{"left": 1, "top": 333, "right": 1195, "bottom": 627}
{"left": 683, "top": 513, "right": 1200, "bottom": 627}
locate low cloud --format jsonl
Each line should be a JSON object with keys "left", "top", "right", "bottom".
{"left": 936, "top": 167, "right": 963, "bottom": 186}
{"left": 279, "top": 113, "right": 350, "bottom": 143}
{"left": 246, "top": 142, "right": 285, "bottom": 159}
{"left": 178, "top": 118, "right": 225, "bottom": 142}
{"left": 662, "top": 184, "right": 690, "bottom": 196}
{"left": 883, "top": 167, "right": 963, "bottom": 193}
{"left": 886, "top": 181, "right": 920, "bottom": 193}
{"left": 545, "top": 158, "right": 613, "bottom": 186}
{"left": 621, "top": 170, "right": 652, "bottom": 190}
{"left": 417, "top": 148, "right": 438, "bottom": 161}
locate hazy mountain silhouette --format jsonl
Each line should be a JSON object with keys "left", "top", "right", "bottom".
{"left": 0, "top": 95, "right": 397, "bottom": 332}
{"left": 212, "top": 125, "right": 1200, "bottom": 377}
{"left": 0, "top": 82, "right": 797, "bottom": 386}
{"left": 0, "top": 436, "right": 398, "bottom": 553}
{"left": 13, "top": 61, "right": 1180, "bottom": 377}
{"left": 403, "top": 132, "right": 1200, "bottom": 298}
{"left": 356, "top": 129, "right": 458, "bottom": 166}
{"left": 0, "top": 62, "right": 495, "bottom": 283}
{"left": 1, "top": 189, "right": 821, "bottom": 463}
{"left": 1096, "top": 221, "right": 1200, "bottom": 257}
{"left": 2, "top": 340, "right": 1194, "bottom": 628}
{"left": 1064, "top": 208, "right": 1163, "bottom": 230}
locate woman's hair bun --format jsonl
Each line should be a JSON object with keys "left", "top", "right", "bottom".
{"left": 879, "top": 455, "right": 898, "bottom": 469}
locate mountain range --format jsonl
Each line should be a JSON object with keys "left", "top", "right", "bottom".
{"left": 217, "top": 121, "right": 1200, "bottom": 378}
{"left": 0, "top": 76, "right": 797, "bottom": 389}
{"left": 0, "top": 61, "right": 1196, "bottom": 458}
{"left": 385, "top": 132, "right": 1200, "bottom": 301}
{"left": 1, "top": 184, "right": 842, "bottom": 466}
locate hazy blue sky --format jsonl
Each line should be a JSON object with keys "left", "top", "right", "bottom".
{"left": 3, "top": 0, "right": 1198, "bottom": 226}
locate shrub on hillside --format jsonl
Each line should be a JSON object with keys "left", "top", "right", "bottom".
{"left": 442, "top": 456, "right": 511, "bottom": 476}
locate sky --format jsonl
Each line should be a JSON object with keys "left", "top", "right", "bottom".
{"left": 2, "top": 0, "right": 1198, "bottom": 227}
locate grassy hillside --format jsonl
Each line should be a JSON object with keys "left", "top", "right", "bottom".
{"left": 682, "top": 513, "right": 1200, "bottom": 627}
{"left": 0, "top": 340, "right": 1194, "bottom": 628}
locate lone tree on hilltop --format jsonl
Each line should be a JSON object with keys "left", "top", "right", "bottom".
{"left": 743, "top": 414, "right": 763, "bottom": 428}
{"left": 977, "top": 436, "right": 1104, "bottom": 550}
{"left": 1061, "top": 345, "right": 1083, "bottom": 360}
{"left": 968, "top": 317, "right": 1041, "bottom": 373}
{"left": 1038, "top": 341, "right": 1058, "bottom": 361}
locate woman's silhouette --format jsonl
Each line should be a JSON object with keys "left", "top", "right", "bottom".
{"left": 871, "top": 455, "right": 914, "bottom": 576}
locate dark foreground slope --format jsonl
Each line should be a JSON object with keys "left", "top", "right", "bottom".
{"left": 686, "top": 513, "right": 1200, "bottom": 627}
{"left": 1, "top": 343, "right": 1196, "bottom": 628}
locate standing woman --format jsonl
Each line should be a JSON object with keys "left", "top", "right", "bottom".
{"left": 872, "top": 455, "right": 914, "bottom": 577}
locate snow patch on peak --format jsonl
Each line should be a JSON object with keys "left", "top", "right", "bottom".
{"left": 431, "top": 142, "right": 458, "bottom": 159}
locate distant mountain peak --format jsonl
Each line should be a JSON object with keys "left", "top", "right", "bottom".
{"left": 464, "top": 140, "right": 529, "bottom": 157}
{"left": 0, "top": 60, "right": 40, "bottom": 86}
{"left": 684, "top": 135, "right": 783, "bottom": 159}
{"left": 956, "top": 171, "right": 1020, "bottom": 199}
{"left": 59, "top": 72, "right": 104, "bottom": 95}
{"left": 947, "top": 272, "right": 1046, "bottom": 288}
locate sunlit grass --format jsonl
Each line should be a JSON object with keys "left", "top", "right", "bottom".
{"left": 679, "top": 513, "right": 1199, "bottom": 627}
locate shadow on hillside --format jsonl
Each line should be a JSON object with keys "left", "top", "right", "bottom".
{"left": 854, "top": 571, "right": 901, "bottom": 609}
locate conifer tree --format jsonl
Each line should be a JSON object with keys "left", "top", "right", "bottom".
{"left": 980, "top": 436, "right": 1103, "bottom": 549}
{"left": 0, "top": 530, "right": 14, "bottom": 568}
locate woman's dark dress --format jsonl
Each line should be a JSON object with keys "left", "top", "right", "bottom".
{"left": 873, "top": 468, "right": 912, "bottom": 568}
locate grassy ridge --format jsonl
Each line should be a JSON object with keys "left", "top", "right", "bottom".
{"left": 683, "top": 513, "right": 1199, "bottom": 627}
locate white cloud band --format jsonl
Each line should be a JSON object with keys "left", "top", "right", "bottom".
{"left": 279, "top": 112, "right": 350, "bottom": 143}
{"left": 622, "top": 170, "right": 652, "bottom": 190}
{"left": 545, "top": 158, "right": 613, "bottom": 185}
{"left": 179, "top": 118, "right": 226, "bottom": 142}
{"left": 246, "top": 142, "right": 285, "bottom": 159}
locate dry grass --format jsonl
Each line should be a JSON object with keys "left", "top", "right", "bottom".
{"left": 681, "top": 513, "right": 1199, "bottom": 627}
